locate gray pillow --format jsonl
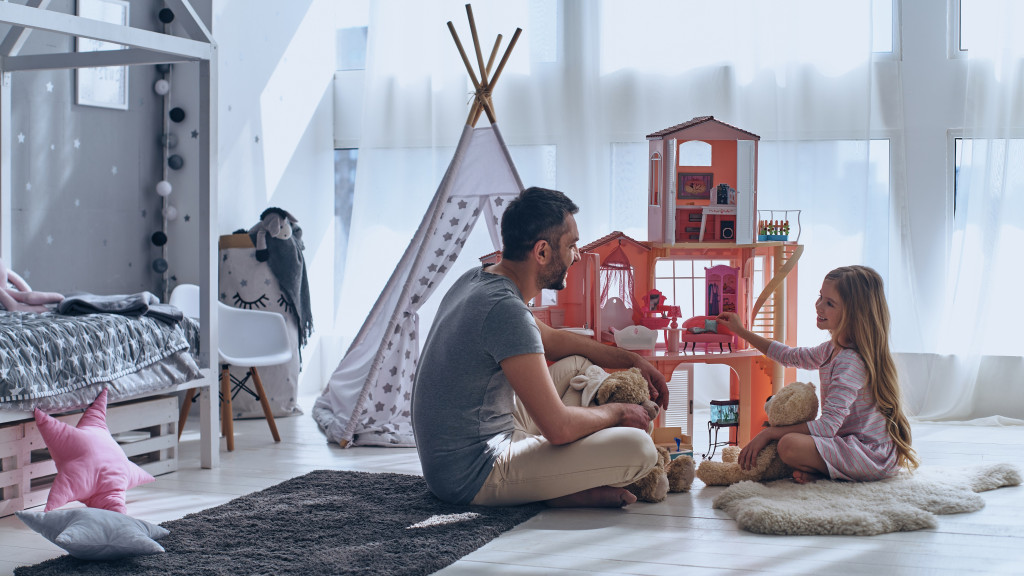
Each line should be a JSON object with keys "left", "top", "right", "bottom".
{"left": 16, "top": 508, "right": 169, "bottom": 560}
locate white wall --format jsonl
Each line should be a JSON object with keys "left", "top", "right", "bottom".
{"left": 210, "top": 0, "right": 338, "bottom": 393}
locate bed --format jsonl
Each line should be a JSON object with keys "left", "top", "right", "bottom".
{"left": 0, "top": 308, "right": 207, "bottom": 516}
{"left": 0, "top": 310, "right": 202, "bottom": 414}
{"left": 0, "top": 0, "right": 221, "bottom": 509}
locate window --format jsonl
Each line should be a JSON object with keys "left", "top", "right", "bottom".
{"left": 649, "top": 153, "right": 662, "bottom": 206}
{"left": 871, "top": 0, "right": 895, "bottom": 54}
{"left": 654, "top": 258, "right": 730, "bottom": 321}
{"left": 334, "top": 149, "right": 357, "bottom": 310}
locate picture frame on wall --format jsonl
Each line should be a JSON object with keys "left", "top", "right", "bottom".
{"left": 677, "top": 172, "right": 713, "bottom": 205}
{"left": 75, "top": 0, "right": 130, "bottom": 110}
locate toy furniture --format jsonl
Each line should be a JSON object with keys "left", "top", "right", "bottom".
{"left": 704, "top": 399, "right": 739, "bottom": 459}
{"left": 679, "top": 315, "right": 736, "bottom": 353}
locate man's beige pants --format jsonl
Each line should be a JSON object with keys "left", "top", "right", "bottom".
{"left": 470, "top": 356, "right": 658, "bottom": 506}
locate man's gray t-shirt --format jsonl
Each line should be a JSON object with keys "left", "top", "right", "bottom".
{"left": 411, "top": 266, "right": 544, "bottom": 504}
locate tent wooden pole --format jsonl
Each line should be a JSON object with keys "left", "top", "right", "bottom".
{"left": 465, "top": 4, "right": 488, "bottom": 91}
{"left": 488, "top": 27, "right": 521, "bottom": 94}
{"left": 486, "top": 34, "right": 502, "bottom": 77}
{"left": 447, "top": 21, "right": 481, "bottom": 90}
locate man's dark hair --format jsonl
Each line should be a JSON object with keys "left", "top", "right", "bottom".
{"left": 500, "top": 187, "right": 579, "bottom": 262}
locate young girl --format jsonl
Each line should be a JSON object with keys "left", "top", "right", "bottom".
{"left": 717, "top": 265, "right": 919, "bottom": 483}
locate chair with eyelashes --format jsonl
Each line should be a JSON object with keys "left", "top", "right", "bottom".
{"left": 171, "top": 284, "right": 287, "bottom": 451}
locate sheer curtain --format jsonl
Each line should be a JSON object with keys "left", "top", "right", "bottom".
{"left": 341, "top": 1, "right": 885, "bottom": 366}
{"left": 903, "top": 0, "right": 1024, "bottom": 422}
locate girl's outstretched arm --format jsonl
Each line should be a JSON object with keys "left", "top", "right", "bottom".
{"left": 717, "top": 311, "right": 773, "bottom": 354}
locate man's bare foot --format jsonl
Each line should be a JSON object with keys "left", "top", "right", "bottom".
{"left": 545, "top": 486, "right": 637, "bottom": 508}
{"left": 792, "top": 470, "right": 825, "bottom": 484}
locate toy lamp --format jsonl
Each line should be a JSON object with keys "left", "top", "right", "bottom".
{"left": 155, "top": 180, "right": 172, "bottom": 197}
{"left": 153, "top": 79, "right": 170, "bottom": 96}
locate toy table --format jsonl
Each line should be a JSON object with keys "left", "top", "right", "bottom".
{"left": 642, "top": 349, "right": 772, "bottom": 446}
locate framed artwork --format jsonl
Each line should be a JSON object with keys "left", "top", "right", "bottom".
{"left": 677, "top": 172, "right": 713, "bottom": 205}
{"left": 75, "top": 0, "right": 130, "bottom": 110}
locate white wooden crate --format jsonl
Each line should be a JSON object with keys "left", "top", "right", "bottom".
{"left": 0, "top": 395, "right": 178, "bottom": 518}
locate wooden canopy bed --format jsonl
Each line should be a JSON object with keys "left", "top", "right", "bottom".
{"left": 0, "top": 0, "right": 220, "bottom": 515}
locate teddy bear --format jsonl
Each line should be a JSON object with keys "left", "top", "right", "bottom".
{"left": 695, "top": 381, "right": 819, "bottom": 487}
{"left": 0, "top": 258, "right": 63, "bottom": 313}
{"left": 566, "top": 365, "right": 695, "bottom": 502}
{"left": 249, "top": 207, "right": 298, "bottom": 262}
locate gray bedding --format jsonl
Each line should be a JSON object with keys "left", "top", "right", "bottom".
{"left": 0, "top": 310, "right": 202, "bottom": 412}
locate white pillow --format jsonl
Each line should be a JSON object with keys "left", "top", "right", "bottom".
{"left": 16, "top": 508, "right": 169, "bottom": 560}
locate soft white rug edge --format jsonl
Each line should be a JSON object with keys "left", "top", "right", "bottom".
{"left": 712, "top": 463, "right": 1021, "bottom": 536}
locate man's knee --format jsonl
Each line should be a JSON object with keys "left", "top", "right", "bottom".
{"left": 618, "top": 428, "right": 659, "bottom": 468}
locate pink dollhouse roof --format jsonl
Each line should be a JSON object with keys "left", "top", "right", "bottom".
{"left": 581, "top": 231, "right": 651, "bottom": 254}
{"left": 646, "top": 116, "right": 760, "bottom": 141}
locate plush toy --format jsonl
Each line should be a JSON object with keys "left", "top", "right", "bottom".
{"left": 0, "top": 258, "right": 63, "bottom": 313}
{"left": 567, "top": 366, "right": 695, "bottom": 502}
{"left": 570, "top": 366, "right": 659, "bottom": 432}
{"left": 695, "top": 381, "right": 819, "bottom": 487}
{"left": 249, "top": 207, "right": 298, "bottom": 262}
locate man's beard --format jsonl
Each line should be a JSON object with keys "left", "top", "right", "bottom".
{"left": 539, "top": 259, "right": 569, "bottom": 291}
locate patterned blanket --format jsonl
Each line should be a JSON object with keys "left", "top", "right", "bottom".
{"left": 0, "top": 311, "right": 200, "bottom": 404}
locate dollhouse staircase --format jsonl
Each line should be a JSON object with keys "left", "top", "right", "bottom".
{"left": 750, "top": 244, "right": 804, "bottom": 342}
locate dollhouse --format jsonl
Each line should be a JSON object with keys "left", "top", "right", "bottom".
{"left": 547, "top": 117, "right": 803, "bottom": 447}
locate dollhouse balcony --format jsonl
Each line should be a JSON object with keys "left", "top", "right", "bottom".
{"left": 679, "top": 316, "right": 736, "bottom": 353}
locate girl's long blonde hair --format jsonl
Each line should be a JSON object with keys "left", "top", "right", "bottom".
{"left": 826, "top": 265, "right": 919, "bottom": 471}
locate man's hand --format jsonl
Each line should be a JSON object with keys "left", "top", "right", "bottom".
{"left": 616, "top": 403, "right": 652, "bottom": 431}
{"left": 633, "top": 356, "right": 669, "bottom": 411}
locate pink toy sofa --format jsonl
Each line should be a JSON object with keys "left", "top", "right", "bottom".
{"left": 679, "top": 315, "right": 735, "bottom": 353}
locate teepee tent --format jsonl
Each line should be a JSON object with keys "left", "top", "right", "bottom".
{"left": 314, "top": 7, "right": 523, "bottom": 447}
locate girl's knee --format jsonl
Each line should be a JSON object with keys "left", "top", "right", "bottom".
{"left": 776, "top": 433, "right": 807, "bottom": 465}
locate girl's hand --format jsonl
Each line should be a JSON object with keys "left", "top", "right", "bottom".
{"left": 716, "top": 311, "right": 743, "bottom": 334}
{"left": 738, "top": 429, "right": 772, "bottom": 470}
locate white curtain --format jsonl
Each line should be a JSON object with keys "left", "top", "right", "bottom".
{"left": 901, "top": 0, "right": 1024, "bottom": 422}
{"left": 337, "top": 1, "right": 1023, "bottom": 426}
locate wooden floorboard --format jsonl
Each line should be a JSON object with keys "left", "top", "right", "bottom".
{"left": 2, "top": 392, "right": 1022, "bottom": 575}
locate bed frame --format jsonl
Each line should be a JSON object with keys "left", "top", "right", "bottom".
{"left": 0, "top": 1, "right": 220, "bottom": 471}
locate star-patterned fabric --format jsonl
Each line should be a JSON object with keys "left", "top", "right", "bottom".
{"left": 0, "top": 311, "right": 199, "bottom": 405}
{"left": 314, "top": 124, "right": 522, "bottom": 447}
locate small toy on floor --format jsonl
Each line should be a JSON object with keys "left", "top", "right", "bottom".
{"left": 696, "top": 381, "right": 819, "bottom": 486}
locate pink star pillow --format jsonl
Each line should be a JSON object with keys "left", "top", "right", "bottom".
{"left": 34, "top": 389, "right": 155, "bottom": 514}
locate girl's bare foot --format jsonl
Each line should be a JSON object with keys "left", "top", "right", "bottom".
{"left": 792, "top": 470, "right": 826, "bottom": 484}
{"left": 545, "top": 486, "right": 637, "bottom": 508}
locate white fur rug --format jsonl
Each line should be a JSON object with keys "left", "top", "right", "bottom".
{"left": 712, "top": 463, "right": 1021, "bottom": 535}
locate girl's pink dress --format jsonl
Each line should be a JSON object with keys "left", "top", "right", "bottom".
{"left": 768, "top": 341, "right": 899, "bottom": 481}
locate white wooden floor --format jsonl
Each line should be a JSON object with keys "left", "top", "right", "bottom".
{"left": 2, "top": 391, "right": 1022, "bottom": 575}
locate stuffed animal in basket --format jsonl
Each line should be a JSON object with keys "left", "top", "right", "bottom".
{"left": 249, "top": 207, "right": 298, "bottom": 262}
{"left": 695, "top": 381, "right": 819, "bottom": 486}
{"left": 567, "top": 366, "right": 695, "bottom": 502}
{"left": 0, "top": 258, "right": 63, "bottom": 313}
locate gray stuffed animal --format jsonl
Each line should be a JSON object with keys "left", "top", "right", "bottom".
{"left": 249, "top": 207, "right": 298, "bottom": 262}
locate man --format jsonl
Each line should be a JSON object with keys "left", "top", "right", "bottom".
{"left": 412, "top": 187, "right": 670, "bottom": 508}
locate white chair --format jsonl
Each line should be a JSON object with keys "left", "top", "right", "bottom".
{"left": 172, "top": 284, "right": 289, "bottom": 451}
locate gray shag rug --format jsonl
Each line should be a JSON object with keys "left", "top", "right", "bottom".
{"left": 713, "top": 462, "right": 1021, "bottom": 535}
{"left": 15, "top": 470, "right": 544, "bottom": 576}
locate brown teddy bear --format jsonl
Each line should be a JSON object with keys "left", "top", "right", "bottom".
{"left": 695, "top": 381, "right": 819, "bottom": 487}
{"left": 567, "top": 366, "right": 695, "bottom": 502}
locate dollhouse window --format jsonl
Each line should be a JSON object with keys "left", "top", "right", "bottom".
{"left": 649, "top": 153, "right": 662, "bottom": 206}
{"left": 678, "top": 141, "right": 712, "bottom": 167}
